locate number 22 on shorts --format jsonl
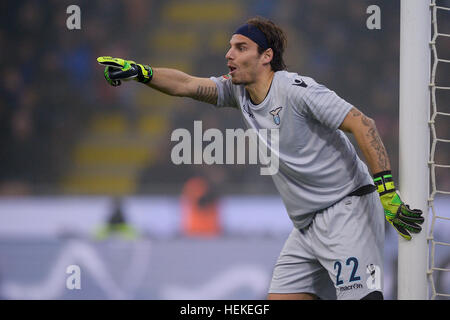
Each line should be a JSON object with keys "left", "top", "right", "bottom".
{"left": 334, "top": 257, "right": 361, "bottom": 286}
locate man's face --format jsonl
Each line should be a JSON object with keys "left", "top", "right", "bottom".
{"left": 225, "top": 34, "right": 264, "bottom": 85}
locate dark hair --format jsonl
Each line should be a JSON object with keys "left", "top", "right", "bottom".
{"left": 247, "top": 17, "right": 287, "bottom": 71}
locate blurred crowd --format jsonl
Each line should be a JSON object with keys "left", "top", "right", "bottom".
{"left": 0, "top": 0, "right": 449, "bottom": 195}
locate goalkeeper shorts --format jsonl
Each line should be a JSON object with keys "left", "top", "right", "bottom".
{"left": 268, "top": 191, "right": 385, "bottom": 300}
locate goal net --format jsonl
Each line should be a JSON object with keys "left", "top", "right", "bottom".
{"left": 428, "top": 0, "right": 450, "bottom": 300}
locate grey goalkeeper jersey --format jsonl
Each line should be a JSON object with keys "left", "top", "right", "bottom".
{"left": 210, "top": 70, "right": 372, "bottom": 229}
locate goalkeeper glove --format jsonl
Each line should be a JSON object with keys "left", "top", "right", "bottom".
{"left": 374, "top": 171, "right": 424, "bottom": 241}
{"left": 97, "top": 56, "right": 153, "bottom": 87}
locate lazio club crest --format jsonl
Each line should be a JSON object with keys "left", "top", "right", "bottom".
{"left": 270, "top": 107, "right": 283, "bottom": 125}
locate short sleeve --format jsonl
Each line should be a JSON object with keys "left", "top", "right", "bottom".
{"left": 209, "top": 75, "right": 239, "bottom": 109}
{"left": 300, "top": 84, "right": 353, "bottom": 130}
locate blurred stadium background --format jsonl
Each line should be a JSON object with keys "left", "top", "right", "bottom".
{"left": 0, "top": 0, "right": 449, "bottom": 299}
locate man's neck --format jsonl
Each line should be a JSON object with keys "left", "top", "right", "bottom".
{"left": 245, "top": 70, "right": 275, "bottom": 105}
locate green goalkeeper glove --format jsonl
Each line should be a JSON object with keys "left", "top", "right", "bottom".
{"left": 97, "top": 56, "right": 153, "bottom": 87}
{"left": 374, "top": 171, "right": 424, "bottom": 241}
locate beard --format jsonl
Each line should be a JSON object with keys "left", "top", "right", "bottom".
{"left": 231, "top": 77, "right": 244, "bottom": 85}
{"left": 230, "top": 72, "right": 251, "bottom": 85}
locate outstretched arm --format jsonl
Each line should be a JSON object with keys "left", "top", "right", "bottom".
{"left": 147, "top": 68, "right": 218, "bottom": 105}
{"left": 97, "top": 56, "right": 218, "bottom": 105}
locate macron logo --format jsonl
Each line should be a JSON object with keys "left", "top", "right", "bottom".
{"left": 292, "top": 78, "right": 307, "bottom": 88}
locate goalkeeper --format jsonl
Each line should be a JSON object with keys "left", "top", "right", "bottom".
{"left": 96, "top": 17, "right": 424, "bottom": 300}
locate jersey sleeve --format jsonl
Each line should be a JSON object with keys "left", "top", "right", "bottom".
{"left": 299, "top": 83, "right": 353, "bottom": 130}
{"left": 209, "top": 75, "right": 239, "bottom": 109}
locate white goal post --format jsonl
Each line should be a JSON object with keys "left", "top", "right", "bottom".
{"left": 398, "top": 0, "right": 431, "bottom": 299}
